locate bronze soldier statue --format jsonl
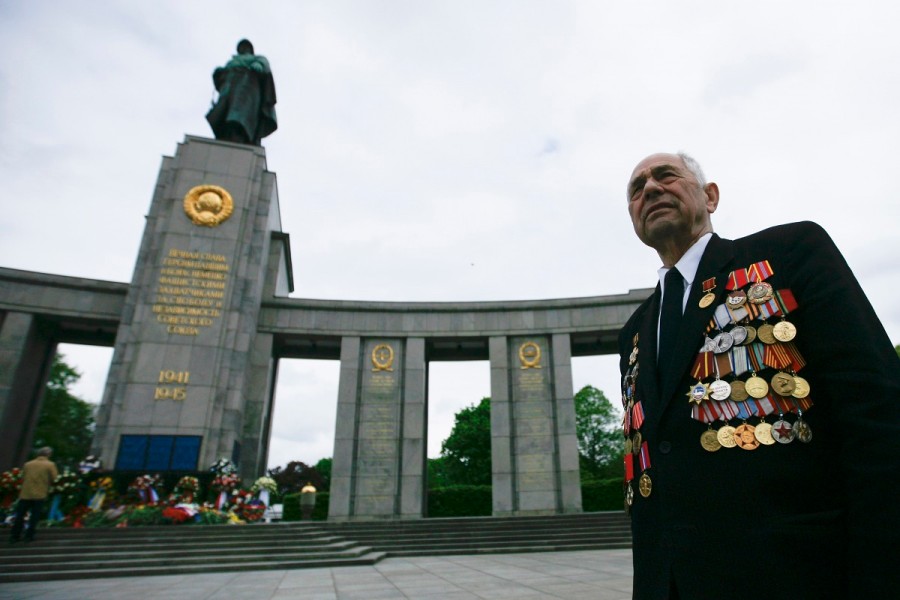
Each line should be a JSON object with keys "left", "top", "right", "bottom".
{"left": 206, "top": 39, "right": 277, "bottom": 145}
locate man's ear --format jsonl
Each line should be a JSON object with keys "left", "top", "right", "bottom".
{"left": 704, "top": 182, "right": 720, "bottom": 214}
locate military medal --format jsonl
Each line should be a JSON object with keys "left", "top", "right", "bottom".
{"left": 772, "top": 290, "right": 798, "bottom": 342}
{"left": 733, "top": 423, "right": 759, "bottom": 450}
{"left": 726, "top": 268, "right": 749, "bottom": 303}
{"left": 756, "top": 322, "right": 776, "bottom": 344}
{"left": 747, "top": 281, "right": 774, "bottom": 304}
{"left": 746, "top": 261, "right": 775, "bottom": 304}
{"left": 730, "top": 325, "right": 748, "bottom": 345}
{"left": 754, "top": 421, "right": 776, "bottom": 445}
{"left": 624, "top": 454, "right": 635, "bottom": 510}
{"left": 791, "top": 375, "right": 811, "bottom": 399}
{"left": 699, "top": 277, "right": 717, "bottom": 308}
{"left": 639, "top": 473, "right": 652, "bottom": 497}
{"left": 795, "top": 412, "right": 813, "bottom": 443}
{"left": 745, "top": 374, "right": 769, "bottom": 399}
{"left": 638, "top": 442, "right": 652, "bottom": 497}
{"left": 771, "top": 418, "right": 795, "bottom": 444}
{"left": 709, "top": 379, "right": 732, "bottom": 401}
{"left": 727, "top": 289, "right": 747, "bottom": 308}
{"left": 729, "top": 380, "right": 749, "bottom": 401}
{"left": 686, "top": 381, "right": 709, "bottom": 404}
{"left": 712, "top": 331, "right": 734, "bottom": 354}
{"left": 743, "top": 325, "right": 757, "bottom": 344}
{"left": 700, "top": 428, "right": 722, "bottom": 452}
{"left": 772, "top": 320, "right": 797, "bottom": 342}
{"left": 716, "top": 425, "right": 737, "bottom": 448}
{"left": 632, "top": 431, "right": 642, "bottom": 455}
{"left": 770, "top": 371, "right": 797, "bottom": 396}
{"left": 624, "top": 437, "right": 633, "bottom": 455}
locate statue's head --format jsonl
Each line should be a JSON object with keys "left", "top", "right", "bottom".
{"left": 237, "top": 39, "right": 254, "bottom": 55}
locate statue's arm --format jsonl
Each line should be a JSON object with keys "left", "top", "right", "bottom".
{"left": 212, "top": 67, "right": 227, "bottom": 91}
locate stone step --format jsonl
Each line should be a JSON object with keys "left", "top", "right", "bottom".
{"left": 0, "top": 512, "right": 632, "bottom": 583}
{"left": 0, "top": 552, "right": 389, "bottom": 583}
{"left": 1, "top": 540, "right": 360, "bottom": 565}
{"left": 2, "top": 545, "right": 377, "bottom": 573}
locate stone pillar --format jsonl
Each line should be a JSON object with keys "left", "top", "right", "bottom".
{"left": 92, "top": 136, "right": 291, "bottom": 476}
{"left": 551, "top": 333, "right": 583, "bottom": 513}
{"left": 328, "top": 336, "right": 427, "bottom": 520}
{"left": 489, "top": 334, "right": 582, "bottom": 516}
{"left": 0, "top": 312, "right": 57, "bottom": 470}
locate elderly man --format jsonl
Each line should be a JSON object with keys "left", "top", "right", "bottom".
{"left": 9, "top": 447, "right": 58, "bottom": 543}
{"left": 618, "top": 152, "right": 900, "bottom": 599}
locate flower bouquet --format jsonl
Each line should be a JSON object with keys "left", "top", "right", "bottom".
{"left": 172, "top": 475, "right": 201, "bottom": 503}
{"left": 209, "top": 457, "right": 237, "bottom": 475}
{"left": 209, "top": 473, "right": 241, "bottom": 510}
{"left": 162, "top": 505, "right": 194, "bottom": 524}
{"left": 250, "top": 476, "right": 277, "bottom": 507}
{"left": 126, "top": 474, "right": 162, "bottom": 505}
{"left": 48, "top": 469, "right": 81, "bottom": 521}
{"left": 88, "top": 476, "right": 114, "bottom": 510}
{"left": 0, "top": 468, "right": 22, "bottom": 509}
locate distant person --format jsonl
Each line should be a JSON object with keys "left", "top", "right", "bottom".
{"left": 206, "top": 39, "right": 277, "bottom": 145}
{"left": 9, "top": 447, "right": 58, "bottom": 543}
{"left": 618, "top": 151, "right": 900, "bottom": 598}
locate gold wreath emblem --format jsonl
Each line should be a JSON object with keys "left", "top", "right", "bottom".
{"left": 371, "top": 343, "right": 395, "bottom": 371}
{"left": 518, "top": 341, "right": 542, "bottom": 369}
{"left": 183, "top": 185, "right": 234, "bottom": 227}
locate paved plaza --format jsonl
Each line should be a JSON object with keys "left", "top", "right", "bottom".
{"left": 0, "top": 549, "right": 633, "bottom": 600}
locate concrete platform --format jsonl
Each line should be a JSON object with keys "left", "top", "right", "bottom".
{"left": 0, "top": 549, "right": 633, "bottom": 599}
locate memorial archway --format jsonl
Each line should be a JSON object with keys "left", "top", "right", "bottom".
{"left": 0, "top": 136, "right": 651, "bottom": 520}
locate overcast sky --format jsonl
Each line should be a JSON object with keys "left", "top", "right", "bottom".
{"left": 2, "top": 1, "right": 898, "bottom": 470}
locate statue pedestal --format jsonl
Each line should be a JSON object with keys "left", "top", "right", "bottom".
{"left": 92, "top": 136, "right": 292, "bottom": 479}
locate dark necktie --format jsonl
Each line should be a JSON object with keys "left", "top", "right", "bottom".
{"left": 658, "top": 267, "right": 684, "bottom": 374}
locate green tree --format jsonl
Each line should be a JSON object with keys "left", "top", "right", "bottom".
{"left": 267, "top": 460, "right": 327, "bottom": 495}
{"left": 427, "top": 456, "right": 454, "bottom": 488}
{"left": 31, "top": 354, "right": 95, "bottom": 469}
{"left": 313, "top": 457, "right": 332, "bottom": 491}
{"left": 574, "top": 385, "right": 623, "bottom": 480}
{"left": 439, "top": 397, "right": 492, "bottom": 486}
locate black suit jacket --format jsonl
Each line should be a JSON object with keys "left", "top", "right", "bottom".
{"left": 618, "top": 222, "right": 900, "bottom": 599}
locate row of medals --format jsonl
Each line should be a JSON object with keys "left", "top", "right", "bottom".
{"left": 694, "top": 280, "right": 812, "bottom": 451}
{"left": 622, "top": 279, "right": 814, "bottom": 508}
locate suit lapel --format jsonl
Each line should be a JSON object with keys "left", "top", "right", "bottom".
{"left": 659, "top": 235, "right": 736, "bottom": 404}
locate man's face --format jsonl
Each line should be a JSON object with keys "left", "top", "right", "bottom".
{"left": 626, "top": 153, "right": 718, "bottom": 251}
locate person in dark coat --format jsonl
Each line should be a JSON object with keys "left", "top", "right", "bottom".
{"left": 206, "top": 39, "right": 277, "bottom": 145}
{"left": 618, "top": 152, "right": 900, "bottom": 599}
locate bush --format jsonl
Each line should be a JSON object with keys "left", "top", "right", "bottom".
{"left": 580, "top": 478, "right": 622, "bottom": 512}
{"left": 427, "top": 485, "right": 491, "bottom": 517}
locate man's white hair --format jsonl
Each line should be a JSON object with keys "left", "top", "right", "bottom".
{"left": 677, "top": 152, "right": 706, "bottom": 187}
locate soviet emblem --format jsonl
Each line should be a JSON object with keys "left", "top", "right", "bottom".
{"left": 518, "top": 341, "right": 542, "bottom": 369}
{"left": 371, "top": 343, "right": 395, "bottom": 372}
{"left": 183, "top": 185, "right": 234, "bottom": 227}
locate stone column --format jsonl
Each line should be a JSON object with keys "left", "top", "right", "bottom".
{"left": 489, "top": 334, "right": 582, "bottom": 516}
{"left": 0, "top": 312, "right": 57, "bottom": 470}
{"left": 551, "top": 333, "right": 582, "bottom": 513}
{"left": 92, "top": 136, "right": 290, "bottom": 475}
{"left": 328, "top": 336, "right": 427, "bottom": 520}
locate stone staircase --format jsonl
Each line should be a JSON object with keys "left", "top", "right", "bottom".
{"left": 0, "top": 512, "right": 631, "bottom": 583}
{"left": 320, "top": 511, "right": 632, "bottom": 557}
{"left": 0, "top": 522, "right": 384, "bottom": 583}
